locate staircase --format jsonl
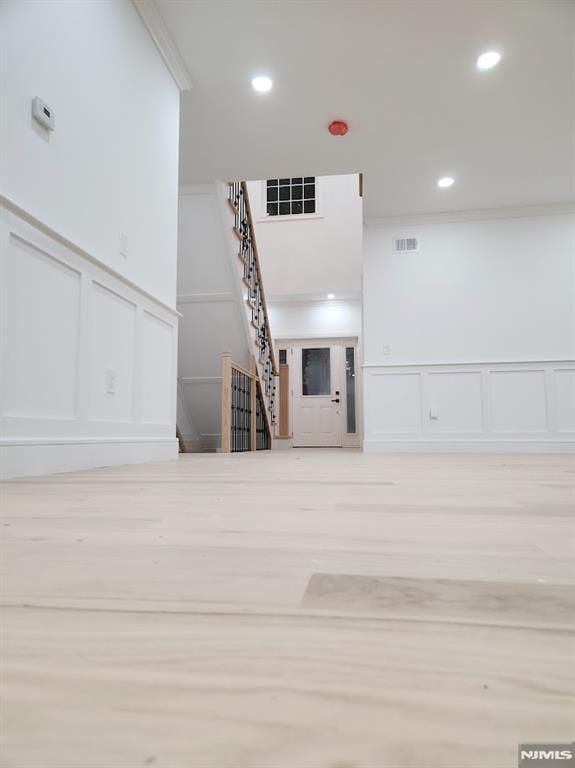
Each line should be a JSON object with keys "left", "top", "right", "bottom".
{"left": 177, "top": 181, "right": 278, "bottom": 452}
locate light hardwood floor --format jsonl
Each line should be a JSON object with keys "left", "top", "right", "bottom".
{"left": 1, "top": 450, "right": 574, "bottom": 768}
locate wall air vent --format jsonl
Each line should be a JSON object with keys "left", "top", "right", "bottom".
{"left": 393, "top": 237, "right": 419, "bottom": 253}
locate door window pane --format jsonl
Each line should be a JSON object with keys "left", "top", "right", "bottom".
{"left": 345, "top": 347, "right": 356, "bottom": 433}
{"left": 302, "top": 348, "right": 330, "bottom": 396}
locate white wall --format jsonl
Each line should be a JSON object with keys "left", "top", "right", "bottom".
{"left": 363, "top": 211, "right": 575, "bottom": 452}
{"left": 0, "top": 0, "right": 179, "bottom": 307}
{"left": 247, "top": 174, "right": 362, "bottom": 298}
{"left": 269, "top": 299, "right": 361, "bottom": 340}
{"left": 0, "top": 0, "right": 181, "bottom": 477}
{"left": 177, "top": 185, "right": 252, "bottom": 451}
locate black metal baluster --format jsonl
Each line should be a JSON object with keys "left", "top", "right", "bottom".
{"left": 228, "top": 182, "right": 276, "bottom": 447}
{"left": 231, "top": 368, "right": 235, "bottom": 452}
{"left": 248, "top": 376, "right": 252, "bottom": 449}
{"left": 234, "top": 368, "right": 238, "bottom": 452}
{"left": 246, "top": 373, "right": 250, "bottom": 451}
{"left": 242, "top": 372, "right": 246, "bottom": 451}
{"left": 229, "top": 368, "right": 254, "bottom": 453}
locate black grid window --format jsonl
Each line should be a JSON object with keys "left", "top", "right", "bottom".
{"left": 266, "top": 177, "right": 316, "bottom": 217}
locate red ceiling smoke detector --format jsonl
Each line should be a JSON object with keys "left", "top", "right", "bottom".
{"left": 328, "top": 120, "right": 348, "bottom": 136}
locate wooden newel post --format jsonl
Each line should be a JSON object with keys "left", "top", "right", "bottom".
{"left": 221, "top": 352, "right": 232, "bottom": 453}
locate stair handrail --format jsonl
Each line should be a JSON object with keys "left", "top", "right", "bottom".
{"left": 240, "top": 182, "right": 277, "bottom": 375}
{"left": 227, "top": 181, "right": 278, "bottom": 424}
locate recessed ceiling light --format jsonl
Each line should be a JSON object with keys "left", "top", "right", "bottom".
{"left": 476, "top": 51, "right": 501, "bottom": 71}
{"left": 327, "top": 294, "right": 335, "bottom": 300}
{"left": 437, "top": 176, "right": 455, "bottom": 189}
{"left": 251, "top": 75, "right": 273, "bottom": 93}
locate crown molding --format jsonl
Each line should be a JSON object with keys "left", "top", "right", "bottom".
{"left": 132, "top": 0, "right": 193, "bottom": 92}
{"left": 364, "top": 202, "right": 575, "bottom": 229}
{"left": 273, "top": 331, "right": 359, "bottom": 340}
{"left": 179, "top": 183, "right": 216, "bottom": 196}
{"left": 362, "top": 358, "right": 575, "bottom": 369}
{"left": 179, "top": 377, "right": 222, "bottom": 385}
{"left": 177, "top": 292, "right": 234, "bottom": 304}
{"left": 267, "top": 292, "right": 361, "bottom": 306}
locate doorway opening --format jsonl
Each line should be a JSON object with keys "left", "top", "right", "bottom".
{"left": 280, "top": 338, "right": 360, "bottom": 448}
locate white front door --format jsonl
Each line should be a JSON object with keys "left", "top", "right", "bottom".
{"left": 292, "top": 344, "right": 344, "bottom": 447}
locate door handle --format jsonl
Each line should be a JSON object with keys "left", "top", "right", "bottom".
{"left": 331, "top": 398, "right": 340, "bottom": 403}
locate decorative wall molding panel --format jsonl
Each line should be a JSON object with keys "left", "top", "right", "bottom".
{"left": 0, "top": 201, "right": 179, "bottom": 478}
{"left": 0, "top": 195, "right": 179, "bottom": 318}
{"left": 363, "top": 361, "right": 575, "bottom": 453}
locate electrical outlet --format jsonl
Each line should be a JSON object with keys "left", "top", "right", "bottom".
{"left": 106, "top": 369, "right": 117, "bottom": 395}
{"left": 383, "top": 345, "right": 390, "bottom": 355}
{"left": 429, "top": 409, "right": 439, "bottom": 420}
{"left": 120, "top": 233, "right": 128, "bottom": 258}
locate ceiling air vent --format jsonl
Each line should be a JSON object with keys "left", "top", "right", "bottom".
{"left": 393, "top": 237, "right": 419, "bottom": 253}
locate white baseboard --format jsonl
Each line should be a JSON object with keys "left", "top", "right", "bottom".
{"left": 363, "top": 439, "right": 575, "bottom": 454}
{"left": 200, "top": 433, "right": 221, "bottom": 452}
{"left": 180, "top": 435, "right": 202, "bottom": 453}
{"left": 272, "top": 437, "right": 293, "bottom": 450}
{"left": 179, "top": 432, "right": 220, "bottom": 452}
{"left": 0, "top": 438, "right": 179, "bottom": 479}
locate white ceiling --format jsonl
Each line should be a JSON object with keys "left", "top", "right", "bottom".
{"left": 156, "top": 0, "right": 575, "bottom": 219}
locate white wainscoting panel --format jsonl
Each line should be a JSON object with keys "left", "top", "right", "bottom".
{"left": 554, "top": 369, "right": 575, "bottom": 433}
{"left": 140, "top": 311, "right": 174, "bottom": 426}
{"left": 366, "top": 373, "right": 422, "bottom": 433}
{"left": 427, "top": 371, "right": 483, "bottom": 433}
{"left": 490, "top": 369, "right": 547, "bottom": 433}
{"left": 3, "top": 234, "right": 81, "bottom": 420}
{"left": 363, "top": 361, "right": 575, "bottom": 453}
{"left": 88, "top": 283, "right": 136, "bottom": 423}
{"left": 0, "top": 200, "right": 179, "bottom": 477}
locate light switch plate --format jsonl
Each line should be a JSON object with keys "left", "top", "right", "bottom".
{"left": 106, "top": 369, "right": 117, "bottom": 395}
{"left": 120, "top": 233, "right": 128, "bottom": 258}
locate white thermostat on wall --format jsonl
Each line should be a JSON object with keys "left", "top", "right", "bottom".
{"left": 32, "top": 97, "right": 55, "bottom": 130}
